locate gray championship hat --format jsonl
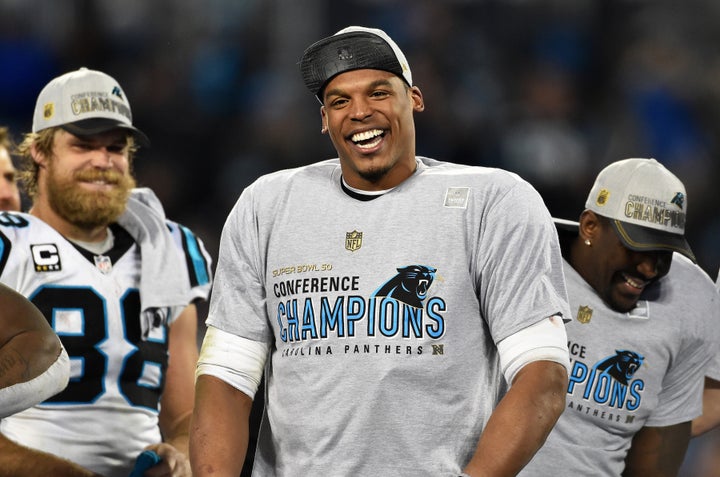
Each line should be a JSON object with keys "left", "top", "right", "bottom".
{"left": 299, "top": 26, "right": 412, "bottom": 99}
{"left": 32, "top": 67, "right": 149, "bottom": 146}
{"left": 585, "top": 158, "right": 695, "bottom": 262}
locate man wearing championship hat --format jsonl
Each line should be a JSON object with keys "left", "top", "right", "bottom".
{"left": 0, "top": 68, "right": 213, "bottom": 477}
{"left": 519, "top": 158, "right": 720, "bottom": 476}
{"left": 190, "top": 26, "right": 572, "bottom": 476}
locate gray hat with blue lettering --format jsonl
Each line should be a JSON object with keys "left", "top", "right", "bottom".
{"left": 32, "top": 67, "right": 149, "bottom": 146}
{"left": 585, "top": 158, "right": 695, "bottom": 262}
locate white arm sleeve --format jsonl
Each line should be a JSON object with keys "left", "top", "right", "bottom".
{"left": 498, "top": 315, "right": 570, "bottom": 384}
{"left": 196, "top": 326, "right": 269, "bottom": 399}
{"left": 0, "top": 346, "right": 70, "bottom": 418}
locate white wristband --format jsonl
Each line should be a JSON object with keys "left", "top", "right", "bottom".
{"left": 0, "top": 347, "right": 70, "bottom": 418}
{"left": 497, "top": 315, "right": 570, "bottom": 384}
{"left": 196, "top": 326, "right": 269, "bottom": 399}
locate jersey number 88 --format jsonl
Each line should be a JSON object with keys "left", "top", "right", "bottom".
{"left": 30, "top": 285, "right": 168, "bottom": 411}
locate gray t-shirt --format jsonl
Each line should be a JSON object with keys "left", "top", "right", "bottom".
{"left": 708, "top": 269, "right": 720, "bottom": 381}
{"left": 207, "top": 157, "right": 570, "bottom": 476}
{"left": 520, "top": 224, "right": 719, "bottom": 477}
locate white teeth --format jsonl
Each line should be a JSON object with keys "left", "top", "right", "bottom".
{"left": 356, "top": 136, "right": 382, "bottom": 150}
{"left": 351, "top": 129, "right": 383, "bottom": 143}
{"left": 623, "top": 274, "right": 647, "bottom": 289}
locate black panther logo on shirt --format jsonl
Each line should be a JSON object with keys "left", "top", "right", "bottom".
{"left": 141, "top": 306, "right": 170, "bottom": 340}
{"left": 373, "top": 265, "right": 436, "bottom": 308}
{"left": 594, "top": 350, "right": 644, "bottom": 385}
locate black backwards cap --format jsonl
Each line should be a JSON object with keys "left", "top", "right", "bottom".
{"left": 299, "top": 26, "right": 413, "bottom": 100}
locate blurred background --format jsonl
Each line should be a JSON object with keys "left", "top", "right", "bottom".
{"left": 1, "top": 0, "right": 718, "bottom": 475}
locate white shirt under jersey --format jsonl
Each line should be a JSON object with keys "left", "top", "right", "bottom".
{"left": 519, "top": 222, "right": 720, "bottom": 477}
{"left": 203, "top": 157, "right": 571, "bottom": 476}
{"left": 0, "top": 196, "right": 212, "bottom": 477}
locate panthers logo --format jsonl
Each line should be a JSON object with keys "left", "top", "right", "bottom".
{"left": 594, "top": 350, "right": 644, "bottom": 385}
{"left": 141, "top": 306, "right": 170, "bottom": 340}
{"left": 373, "top": 265, "right": 436, "bottom": 308}
{"left": 670, "top": 192, "right": 685, "bottom": 209}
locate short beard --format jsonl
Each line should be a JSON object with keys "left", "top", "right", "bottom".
{"left": 46, "top": 165, "right": 136, "bottom": 228}
{"left": 357, "top": 163, "right": 393, "bottom": 184}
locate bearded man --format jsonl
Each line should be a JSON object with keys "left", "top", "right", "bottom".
{"left": 0, "top": 68, "right": 212, "bottom": 477}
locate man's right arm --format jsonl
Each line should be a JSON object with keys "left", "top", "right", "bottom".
{"left": 623, "top": 422, "right": 691, "bottom": 477}
{"left": 0, "top": 283, "right": 64, "bottom": 389}
{"left": 189, "top": 325, "right": 267, "bottom": 476}
{"left": 692, "top": 377, "right": 720, "bottom": 437}
{"left": 0, "top": 283, "right": 70, "bottom": 418}
{"left": 0, "top": 432, "right": 102, "bottom": 477}
{"left": 190, "top": 375, "right": 254, "bottom": 476}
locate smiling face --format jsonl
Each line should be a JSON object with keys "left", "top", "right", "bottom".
{"left": 320, "top": 69, "right": 424, "bottom": 191}
{"left": 574, "top": 211, "right": 672, "bottom": 312}
{"left": 34, "top": 129, "right": 136, "bottom": 229}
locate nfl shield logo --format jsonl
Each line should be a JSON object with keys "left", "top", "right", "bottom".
{"left": 43, "top": 103, "right": 54, "bottom": 119}
{"left": 345, "top": 230, "right": 362, "bottom": 252}
{"left": 595, "top": 189, "right": 610, "bottom": 207}
{"left": 94, "top": 255, "right": 113, "bottom": 274}
{"left": 576, "top": 305, "right": 593, "bottom": 324}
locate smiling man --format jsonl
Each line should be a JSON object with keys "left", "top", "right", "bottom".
{"left": 190, "top": 26, "right": 572, "bottom": 477}
{"left": 0, "top": 68, "right": 213, "bottom": 477}
{"left": 519, "top": 158, "right": 720, "bottom": 477}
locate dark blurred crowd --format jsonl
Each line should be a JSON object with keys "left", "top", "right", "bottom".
{"left": 1, "top": 0, "right": 719, "bottom": 475}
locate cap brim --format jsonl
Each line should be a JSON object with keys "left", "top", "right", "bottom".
{"left": 610, "top": 219, "right": 696, "bottom": 262}
{"left": 61, "top": 118, "right": 150, "bottom": 147}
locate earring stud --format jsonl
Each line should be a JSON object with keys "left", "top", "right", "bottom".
{"left": 584, "top": 239, "right": 592, "bottom": 246}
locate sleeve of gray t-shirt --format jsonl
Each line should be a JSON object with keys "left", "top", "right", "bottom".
{"left": 206, "top": 183, "right": 271, "bottom": 343}
{"left": 475, "top": 179, "right": 571, "bottom": 344}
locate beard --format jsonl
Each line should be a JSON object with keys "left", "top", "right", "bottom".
{"left": 357, "top": 165, "right": 392, "bottom": 183}
{"left": 45, "top": 164, "right": 136, "bottom": 228}
{"left": 355, "top": 157, "right": 400, "bottom": 184}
